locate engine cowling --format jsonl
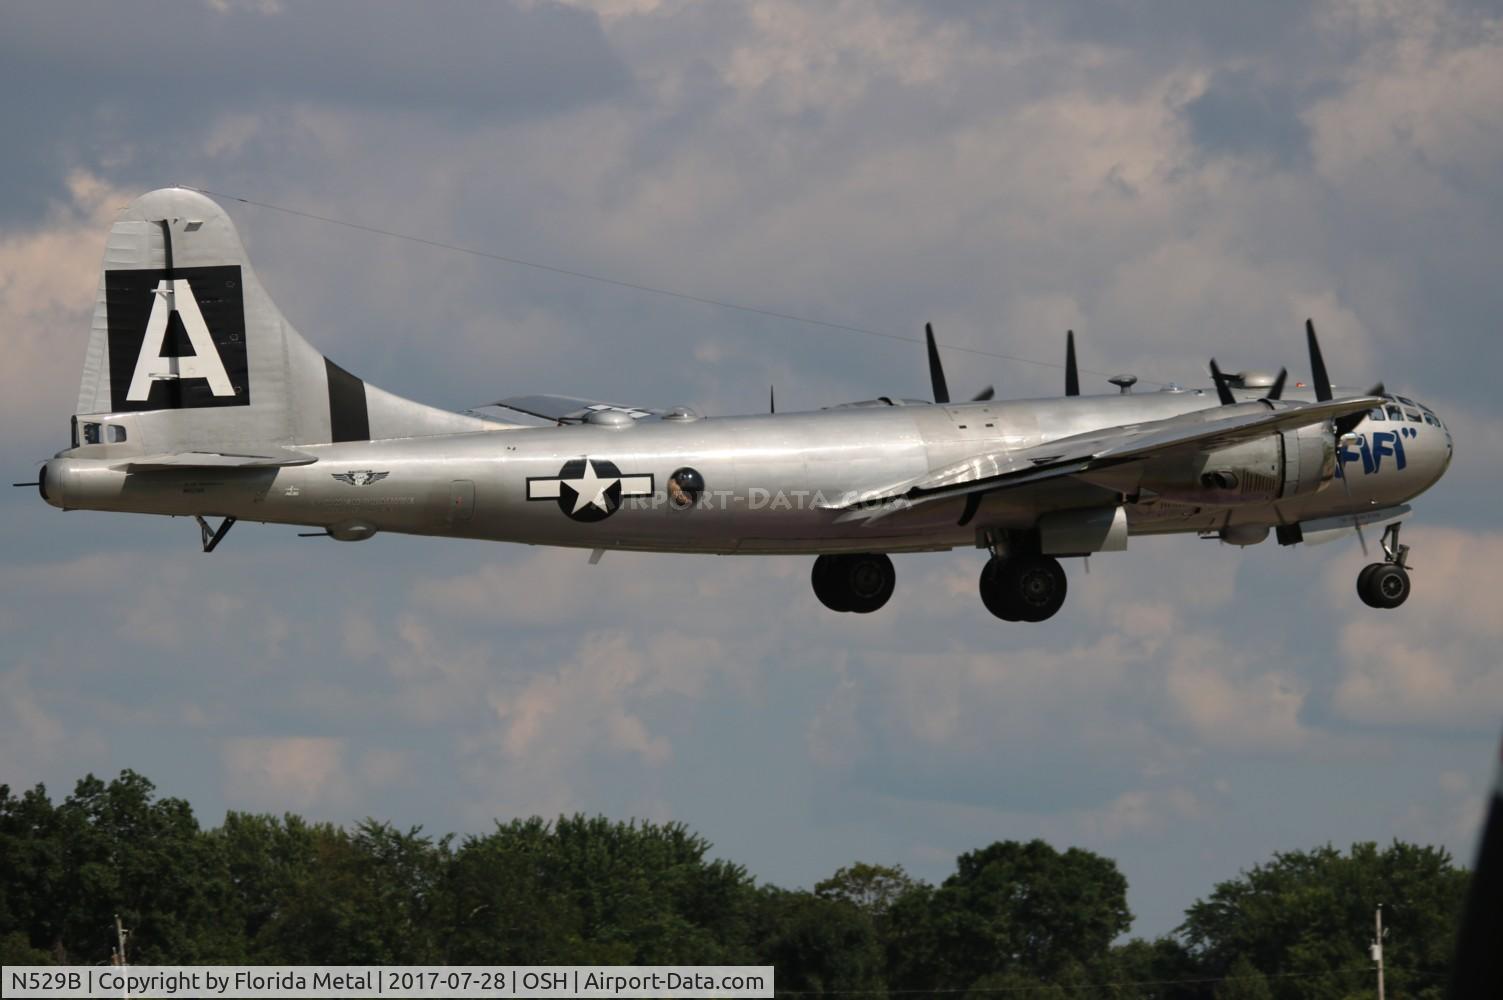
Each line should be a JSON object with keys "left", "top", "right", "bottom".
{"left": 1138, "top": 422, "right": 1335, "bottom": 506}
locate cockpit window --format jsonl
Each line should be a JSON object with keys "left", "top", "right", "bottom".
{"left": 1405, "top": 409, "right": 1421, "bottom": 422}
{"left": 1397, "top": 396, "right": 1417, "bottom": 406}
{"left": 1367, "top": 408, "right": 1386, "bottom": 421}
{"left": 1385, "top": 404, "right": 1404, "bottom": 421}
{"left": 1423, "top": 413, "right": 1440, "bottom": 427}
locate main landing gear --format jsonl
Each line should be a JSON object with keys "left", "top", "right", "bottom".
{"left": 979, "top": 554, "right": 1068, "bottom": 622}
{"left": 808, "top": 548, "right": 1070, "bottom": 621}
{"left": 811, "top": 553, "right": 896, "bottom": 614}
{"left": 1357, "top": 522, "right": 1412, "bottom": 609}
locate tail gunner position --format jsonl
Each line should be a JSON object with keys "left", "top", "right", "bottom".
{"left": 27, "top": 189, "right": 1452, "bottom": 620}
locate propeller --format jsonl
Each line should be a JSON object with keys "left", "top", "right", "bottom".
{"left": 1208, "top": 358, "right": 1237, "bottom": 405}
{"left": 1306, "top": 318, "right": 1384, "bottom": 436}
{"left": 924, "top": 323, "right": 994, "bottom": 403}
{"left": 1065, "top": 330, "right": 1080, "bottom": 397}
{"left": 1306, "top": 319, "right": 1334, "bottom": 403}
{"left": 925, "top": 323, "right": 950, "bottom": 404}
{"left": 1266, "top": 367, "right": 1288, "bottom": 400}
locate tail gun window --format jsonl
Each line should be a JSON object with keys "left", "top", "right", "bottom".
{"left": 82, "top": 422, "right": 102, "bottom": 445}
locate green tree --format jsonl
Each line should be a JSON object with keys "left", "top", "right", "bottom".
{"left": 815, "top": 862, "right": 918, "bottom": 920}
{"left": 752, "top": 888, "right": 884, "bottom": 998}
{"left": 886, "top": 839, "right": 1132, "bottom": 993}
{"left": 1179, "top": 841, "right": 1468, "bottom": 1000}
{"left": 253, "top": 820, "right": 449, "bottom": 964}
{"left": 444, "top": 815, "right": 757, "bottom": 965}
{"left": 1214, "top": 956, "right": 1274, "bottom": 1000}
{"left": 0, "top": 772, "right": 231, "bottom": 963}
{"left": 1099, "top": 936, "right": 1206, "bottom": 999}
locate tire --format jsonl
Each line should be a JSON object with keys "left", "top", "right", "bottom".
{"left": 838, "top": 553, "right": 896, "bottom": 614}
{"left": 1006, "top": 556, "right": 1068, "bottom": 622}
{"left": 979, "top": 557, "right": 1019, "bottom": 620}
{"left": 1369, "top": 563, "right": 1411, "bottom": 609}
{"left": 1356, "top": 563, "right": 1385, "bottom": 608}
{"left": 811, "top": 555, "right": 852, "bottom": 613}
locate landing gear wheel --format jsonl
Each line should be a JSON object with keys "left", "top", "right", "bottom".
{"left": 1356, "top": 522, "right": 1414, "bottom": 609}
{"left": 811, "top": 553, "right": 895, "bottom": 614}
{"left": 979, "top": 555, "right": 1068, "bottom": 622}
{"left": 1358, "top": 562, "right": 1410, "bottom": 609}
{"left": 979, "top": 557, "right": 1019, "bottom": 621}
{"left": 812, "top": 555, "right": 852, "bottom": 613}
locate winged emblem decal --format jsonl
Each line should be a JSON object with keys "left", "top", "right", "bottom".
{"left": 331, "top": 470, "right": 390, "bottom": 487}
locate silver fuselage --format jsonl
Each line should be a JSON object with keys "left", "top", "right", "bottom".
{"left": 43, "top": 387, "right": 1452, "bottom": 555}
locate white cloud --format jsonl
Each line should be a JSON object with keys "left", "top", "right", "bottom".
{"left": 1329, "top": 527, "right": 1503, "bottom": 726}
{"left": 222, "top": 736, "right": 350, "bottom": 811}
{"left": 0, "top": 172, "right": 133, "bottom": 445}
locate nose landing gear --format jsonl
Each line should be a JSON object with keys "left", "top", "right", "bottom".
{"left": 811, "top": 553, "right": 896, "bottom": 614}
{"left": 1357, "top": 522, "right": 1412, "bottom": 609}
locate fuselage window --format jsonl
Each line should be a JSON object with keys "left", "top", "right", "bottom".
{"left": 106, "top": 425, "right": 128, "bottom": 443}
{"left": 1368, "top": 408, "right": 1386, "bottom": 421}
{"left": 1385, "top": 404, "right": 1404, "bottom": 421}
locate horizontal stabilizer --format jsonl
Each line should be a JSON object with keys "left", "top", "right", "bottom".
{"left": 112, "top": 446, "right": 317, "bottom": 471}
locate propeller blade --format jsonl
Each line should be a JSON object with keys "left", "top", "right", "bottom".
{"left": 971, "top": 386, "right": 995, "bottom": 402}
{"left": 1065, "top": 330, "right": 1080, "bottom": 397}
{"left": 770, "top": 385, "right": 775, "bottom": 414}
{"left": 925, "top": 323, "right": 950, "bottom": 404}
{"left": 1333, "top": 383, "right": 1386, "bottom": 438}
{"left": 1208, "top": 358, "right": 1236, "bottom": 405}
{"left": 1306, "top": 319, "right": 1333, "bottom": 402}
{"left": 1266, "top": 367, "right": 1288, "bottom": 400}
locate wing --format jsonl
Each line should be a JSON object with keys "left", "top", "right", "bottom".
{"left": 475, "top": 394, "right": 662, "bottom": 425}
{"left": 829, "top": 395, "right": 1382, "bottom": 521}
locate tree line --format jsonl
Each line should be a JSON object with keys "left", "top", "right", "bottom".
{"left": 0, "top": 771, "right": 1469, "bottom": 998}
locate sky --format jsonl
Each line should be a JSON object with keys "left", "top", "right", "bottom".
{"left": 2, "top": 0, "right": 1502, "bottom": 939}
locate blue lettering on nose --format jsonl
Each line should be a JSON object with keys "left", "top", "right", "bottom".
{"left": 1369, "top": 431, "right": 1406, "bottom": 472}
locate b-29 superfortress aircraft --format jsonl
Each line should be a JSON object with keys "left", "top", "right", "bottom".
{"left": 28, "top": 188, "right": 1452, "bottom": 621}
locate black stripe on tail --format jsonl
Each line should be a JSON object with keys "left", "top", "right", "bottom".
{"left": 325, "top": 358, "right": 370, "bottom": 442}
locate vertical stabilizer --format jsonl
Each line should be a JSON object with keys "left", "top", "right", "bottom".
{"left": 74, "top": 187, "right": 504, "bottom": 452}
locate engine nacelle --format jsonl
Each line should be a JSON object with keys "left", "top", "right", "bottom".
{"left": 1138, "top": 423, "right": 1335, "bottom": 506}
